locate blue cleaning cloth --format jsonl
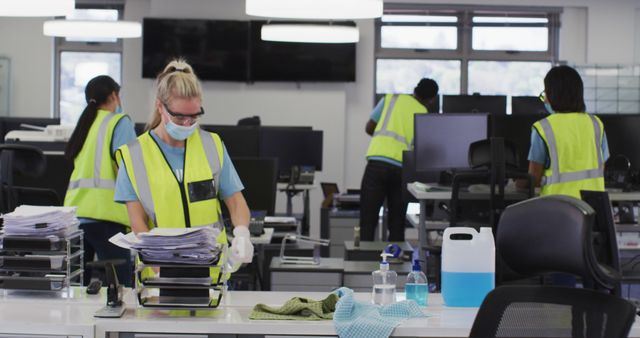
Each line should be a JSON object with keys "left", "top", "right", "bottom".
{"left": 333, "top": 287, "right": 425, "bottom": 338}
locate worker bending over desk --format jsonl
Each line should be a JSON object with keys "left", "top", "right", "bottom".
{"left": 360, "top": 78, "right": 439, "bottom": 242}
{"left": 521, "top": 65, "right": 608, "bottom": 200}
{"left": 114, "top": 59, "right": 253, "bottom": 280}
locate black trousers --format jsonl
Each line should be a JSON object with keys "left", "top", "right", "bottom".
{"left": 80, "top": 221, "right": 133, "bottom": 287}
{"left": 359, "top": 160, "right": 407, "bottom": 241}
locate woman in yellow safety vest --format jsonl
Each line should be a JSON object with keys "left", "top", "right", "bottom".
{"left": 64, "top": 75, "right": 137, "bottom": 286}
{"left": 526, "top": 65, "right": 609, "bottom": 200}
{"left": 114, "top": 59, "right": 253, "bottom": 281}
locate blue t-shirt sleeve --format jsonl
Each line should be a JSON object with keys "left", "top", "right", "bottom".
{"left": 527, "top": 128, "right": 548, "bottom": 166}
{"left": 218, "top": 144, "right": 244, "bottom": 200}
{"left": 369, "top": 98, "right": 385, "bottom": 123}
{"left": 114, "top": 162, "right": 138, "bottom": 203}
{"left": 602, "top": 130, "right": 610, "bottom": 162}
{"left": 111, "top": 116, "right": 137, "bottom": 155}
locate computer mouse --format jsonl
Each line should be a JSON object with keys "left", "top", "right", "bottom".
{"left": 86, "top": 279, "right": 102, "bottom": 295}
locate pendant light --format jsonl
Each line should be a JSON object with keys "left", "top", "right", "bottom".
{"left": 261, "top": 24, "right": 359, "bottom": 43}
{"left": 0, "top": 0, "right": 74, "bottom": 17}
{"left": 43, "top": 20, "right": 142, "bottom": 39}
{"left": 246, "top": 0, "right": 382, "bottom": 20}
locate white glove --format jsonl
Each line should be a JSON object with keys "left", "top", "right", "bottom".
{"left": 230, "top": 226, "right": 254, "bottom": 264}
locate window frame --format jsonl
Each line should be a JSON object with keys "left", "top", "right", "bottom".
{"left": 374, "top": 4, "right": 561, "bottom": 100}
{"left": 53, "top": 1, "right": 124, "bottom": 119}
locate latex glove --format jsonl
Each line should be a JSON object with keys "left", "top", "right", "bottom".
{"left": 230, "top": 226, "right": 254, "bottom": 264}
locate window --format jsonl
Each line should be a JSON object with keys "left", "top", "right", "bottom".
{"left": 54, "top": 5, "right": 123, "bottom": 125}
{"left": 375, "top": 5, "right": 560, "bottom": 112}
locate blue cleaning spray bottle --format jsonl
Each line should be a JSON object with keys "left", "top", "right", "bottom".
{"left": 405, "top": 259, "right": 428, "bottom": 306}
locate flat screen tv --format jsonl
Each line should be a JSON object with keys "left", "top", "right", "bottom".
{"left": 249, "top": 21, "right": 356, "bottom": 82}
{"left": 142, "top": 18, "right": 249, "bottom": 81}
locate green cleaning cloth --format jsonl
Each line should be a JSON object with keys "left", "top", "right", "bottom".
{"left": 249, "top": 293, "right": 339, "bottom": 320}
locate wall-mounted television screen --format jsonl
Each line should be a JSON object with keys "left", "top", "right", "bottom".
{"left": 249, "top": 21, "right": 356, "bottom": 82}
{"left": 142, "top": 18, "right": 249, "bottom": 81}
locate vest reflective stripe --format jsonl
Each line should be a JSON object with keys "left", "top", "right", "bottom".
{"left": 67, "top": 113, "right": 117, "bottom": 191}
{"left": 126, "top": 139, "right": 157, "bottom": 225}
{"left": 68, "top": 178, "right": 115, "bottom": 190}
{"left": 199, "top": 128, "right": 221, "bottom": 194}
{"left": 372, "top": 95, "right": 411, "bottom": 148}
{"left": 366, "top": 94, "right": 427, "bottom": 162}
{"left": 538, "top": 116, "right": 604, "bottom": 186}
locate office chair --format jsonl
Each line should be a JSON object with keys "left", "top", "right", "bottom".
{"left": 0, "top": 144, "right": 60, "bottom": 213}
{"left": 468, "top": 195, "right": 636, "bottom": 338}
{"left": 469, "top": 285, "right": 636, "bottom": 338}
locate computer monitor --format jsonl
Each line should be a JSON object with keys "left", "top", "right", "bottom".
{"left": 402, "top": 150, "right": 439, "bottom": 202}
{"left": 414, "top": 114, "right": 489, "bottom": 171}
{"left": 201, "top": 125, "right": 260, "bottom": 158}
{"left": 511, "top": 96, "right": 548, "bottom": 115}
{"left": 442, "top": 95, "right": 507, "bottom": 115}
{"left": 222, "top": 156, "right": 277, "bottom": 216}
{"left": 258, "top": 128, "right": 323, "bottom": 179}
{"left": 597, "top": 114, "right": 640, "bottom": 171}
{"left": 491, "top": 114, "right": 545, "bottom": 170}
{"left": 134, "top": 123, "right": 147, "bottom": 136}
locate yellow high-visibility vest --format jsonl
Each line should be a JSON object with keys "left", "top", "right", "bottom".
{"left": 64, "top": 109, "right": 129, "bottom": 226}
{"left": 533, "top": 112, "right": 605, "bottom": 199}
{"left": 366, "top": 94, "right": 427, "bottom": 162}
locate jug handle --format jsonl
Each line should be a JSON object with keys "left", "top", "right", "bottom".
{"left": 444, "top": 227, "right": 477, "bottom": 240}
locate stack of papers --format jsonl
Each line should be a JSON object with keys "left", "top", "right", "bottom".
{"left": 109, "top": 227, "right": 221, "bottom": 265}
{"left": 1, "top": 205, "right": 79, "bottom": 237}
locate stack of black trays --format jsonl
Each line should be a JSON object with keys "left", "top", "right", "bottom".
{"left": 0, "top": 231, "right": 84, "bottom": 291}
{"left": 135, "top": 253, "right": 225, "bottom": 309}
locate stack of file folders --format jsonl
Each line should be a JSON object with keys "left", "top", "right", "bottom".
{"left": 0, "top": 205, "right": 84, "bottom": 291}
{"left": 110, "top": 227, "right": 226, "bottom": 309}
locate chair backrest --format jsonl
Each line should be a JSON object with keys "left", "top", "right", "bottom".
{"left": 497, "top": 195, "right": 620, "bottom": 291}
{"left": 469, "top": 285, "right": 636, "bottom": 338}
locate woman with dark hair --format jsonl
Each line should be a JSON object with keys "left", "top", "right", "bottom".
{"left": 64, "top": 75, "right": 137, "bottom": 286}
{"left": 526, "top": 65, "right": 609, "bottom": 199}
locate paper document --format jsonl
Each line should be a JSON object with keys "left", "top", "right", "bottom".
{"left": 1, "top": 205, "right": 79, "bottom": 237}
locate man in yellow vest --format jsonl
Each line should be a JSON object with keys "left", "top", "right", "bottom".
{"left": 527, "top": 65, "right": 609, "bottom": 200}
{"left": 360, "top": 78, "right": 439, "bottom": 241}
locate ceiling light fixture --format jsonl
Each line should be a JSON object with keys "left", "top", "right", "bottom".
{"left": 261, "top": 24, "right": 359, "bottom": 43}
{"left": 0, "top": 0, "right": 74, "bottom": 17}
{"left": 43, "top": 20, "right": 142, "bottom": 39}
{"left": 246, "top": 0, "right": 382, "bottom": 20}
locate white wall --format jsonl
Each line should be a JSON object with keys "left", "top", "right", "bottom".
{"left": 3, "top": 0, "right": 640, "bottom": 237}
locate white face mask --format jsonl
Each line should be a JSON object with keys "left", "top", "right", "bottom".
{"left": 165, "top": 120, "right": 198, "bottom": 140}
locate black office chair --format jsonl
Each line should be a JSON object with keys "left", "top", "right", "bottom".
{"left": 469, "top": 285, "right": 636, "bottom": 338}
{"left": 0, "top": 144, "right": 60, "bottom": 213}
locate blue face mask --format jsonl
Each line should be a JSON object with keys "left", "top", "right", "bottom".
{"left": 115, "top": 105, "right": 123, "bottom": 114}
{"left": 166, "top": 120, "right": 198, "bottom": 141}
{"left": 544, "top": 102, "right": 554, "bottom": 114}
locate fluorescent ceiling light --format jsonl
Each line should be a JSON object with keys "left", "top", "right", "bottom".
{"left": 43, "top": 20, "right": 142, "bottom": 39}
{"left": 261, "top": 24, "right": 359, "bottom": 43}
{"left": 0, "top": 0, "right": 74, "bottom": 17}
{"left": 246, "top": 0, "right": 382, "bottom": 20}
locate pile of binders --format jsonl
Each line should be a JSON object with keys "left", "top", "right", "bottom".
{"left": 110, "top": 226, "right": 226, "bottom": 308}
{"left": 0, "top": 205, "right": 84, "bottom": 291}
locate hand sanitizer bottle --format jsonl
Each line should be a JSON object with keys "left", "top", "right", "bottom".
{"left": 372, "top": 253, "right": 397, "bottom": 305}
{"left": 405, "top": 260, "right": 428, "bottom": 306}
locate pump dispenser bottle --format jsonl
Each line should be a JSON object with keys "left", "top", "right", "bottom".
{"left": 405, "top": 260, "right": 428, "bottom": 306}
{"left": 372, "top": 253, "right": 397, "bottom": 305}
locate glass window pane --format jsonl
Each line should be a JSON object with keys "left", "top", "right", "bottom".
{"left": 60, "top": 52, "right": 121, "bottom": 126}
{"left": 473, "top": 16, "right": 548, "bottom": 24}
{"left": 468, "top": 61, "right": 550, "bottom": 96}
{"left": 382, "top": 15, "right": 457, "bottom": 23}
{"left": 472, "top": 27, "right": 548, "bottom": 51}
{"left": 381, "top": 26, "right": 457, "bottom": 49}
{"left": 376, "top": 59, "right": 461, "bottom": 97}
{"left": 65, "top": 9, "right": 119, "bottom": 43}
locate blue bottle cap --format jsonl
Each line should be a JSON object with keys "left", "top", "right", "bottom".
{"left": 412, "top": 259, "right": 421, "bottom": 271}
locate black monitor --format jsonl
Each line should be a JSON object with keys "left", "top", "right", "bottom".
{"left": 134, "top": 123, "right": 146, "bottom": 136}
{"left": 258, "top": 129, "right": 323, "bottom": 179}
{"left": 597, "top": 114, "right": 640, "bottom": 171}
{"left": 223, "top": 157, "right": 277, "bottom": 216}
{"left": 201, "top": 125, "right": 260, "bottom": 158}
{"left": 511, "top": 96, "right": 548, "bottom": 115}
{"left": 414, "top": 114, "right": 489, "bottom": 171}
{"left": 442, "top": 95, "right": 507, "bottom": 115}
{"left": 491, "top": 114, "right": 544, "bottom": 170}
{"left": 402, "top": 150, "right": 440, "bottom": 202}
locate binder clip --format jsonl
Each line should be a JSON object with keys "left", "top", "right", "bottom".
{"left": 279, "top": 233, "right": 329, "bottom": 265}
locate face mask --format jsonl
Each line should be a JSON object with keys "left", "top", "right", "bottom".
{"left": 544, "top": 102, "right": 554, "bottom": 114}
{"left": 115, "top": 105, "right": 123, "bottom": 114}
{"left": 166, "top": 120, "right": 198, "bottom": 141}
